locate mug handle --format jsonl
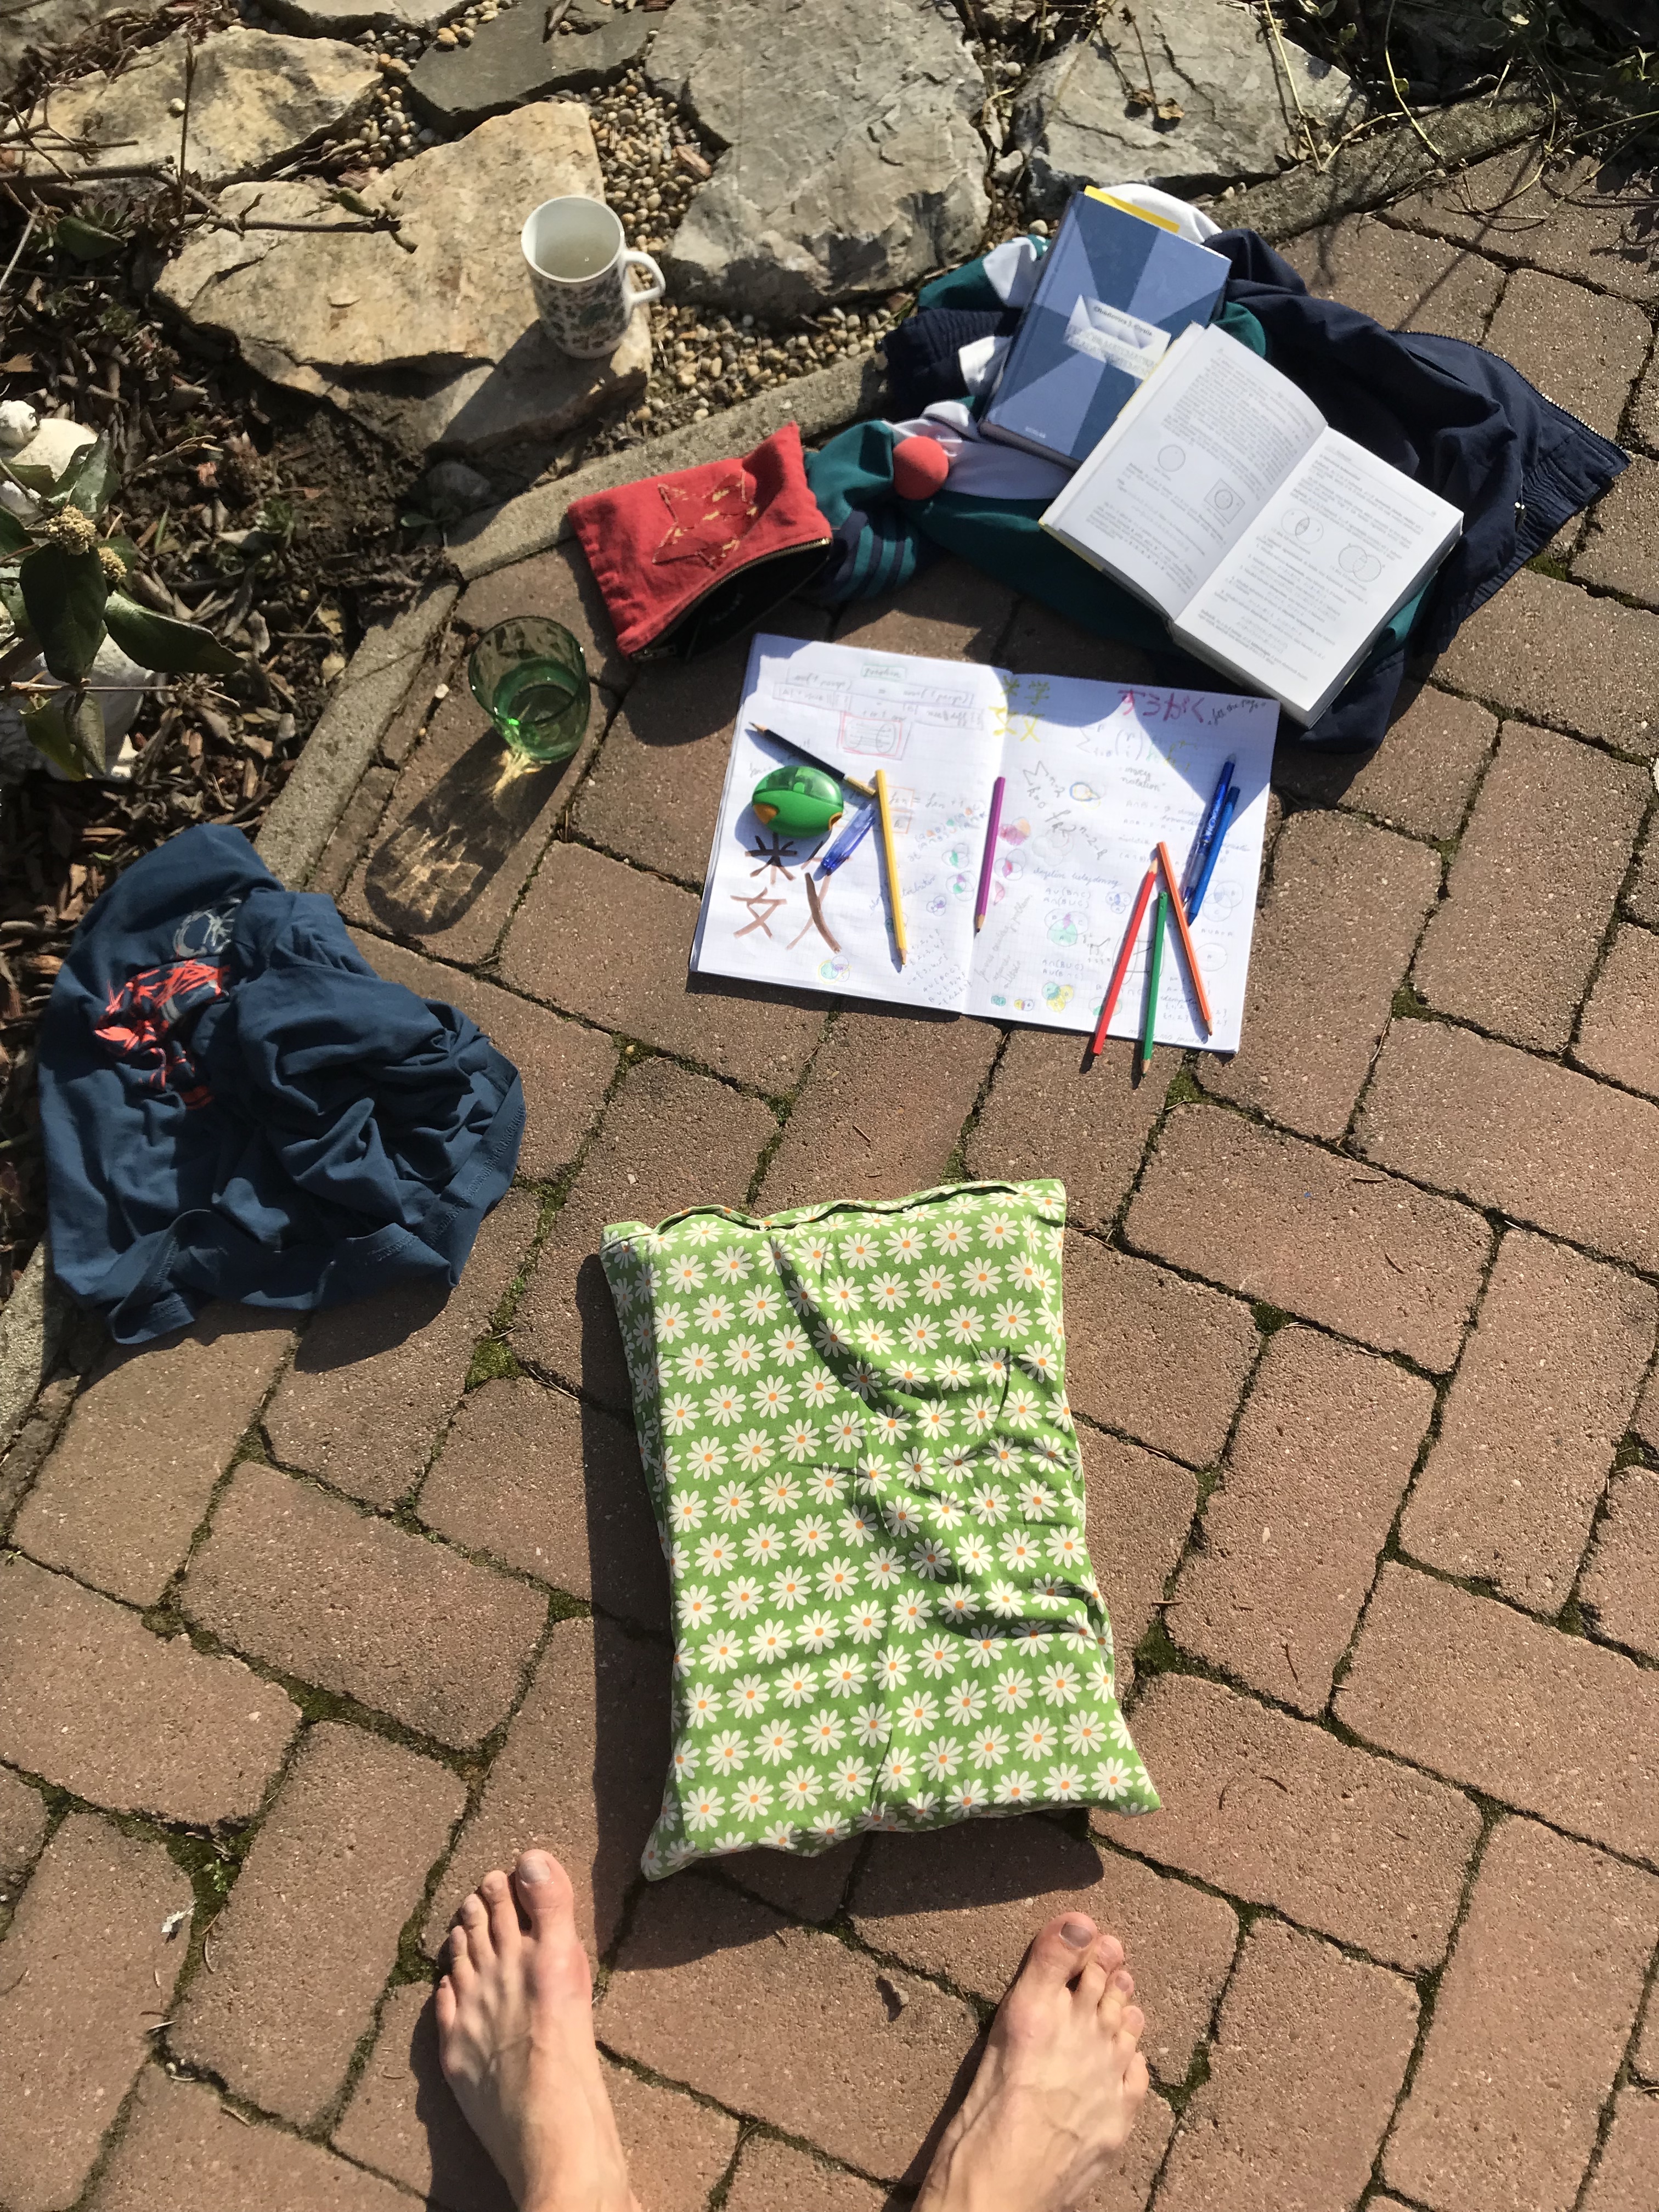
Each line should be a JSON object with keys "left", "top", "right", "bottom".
{"left": 622, "top": 249, "right": 666, "bottom": 316}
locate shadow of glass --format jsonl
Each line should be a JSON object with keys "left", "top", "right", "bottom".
{"left": 364, "top": 728, "right": 578, "bottom": 938}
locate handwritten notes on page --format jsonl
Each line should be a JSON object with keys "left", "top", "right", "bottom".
{"left": 690, "top": 635, "right": 1278, "bottom": 1051}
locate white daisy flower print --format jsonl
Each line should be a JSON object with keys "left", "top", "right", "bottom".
{"left": 961, "top": 1256, "right": 1001, "bottom": 1297}
{"left": 777, "top": 1666, "right": 816, "bottom": 1708}
{"left": 956, "top": 1531, "right": 994, "bottom": 1575}
{"left": 1047, "top": 1528, "right": 1087, "bottom": 1572}
{"left": 758, "top": 1465, "right": 798, "bottom": 1508}
{"left": 991, "top": 1668, "right": 1032, "bottom": 1712}
{"left": 1093, "top": 1757, "right": 1135, "bottom": 1802}
{"left": 701, "top": 1631, "right": 742, "bottom": 1674}
{"left": 742, "top": 1521, "right": 783, "bottom": 1566}
{"left": 668, "top": 1255, "right": 707, "bottom": 1292}
{"left": 898, "top": 1690, "right": 939, "bottom": 1734}
{"left": 891, "top": 1356, "right": 929, "bottom": 1390}
{"left": 1003, "top": 1387, "right": 1040, "bottom": 1430}
{"left": 916, "top": 1399, "right": 952, "bottom": 1441}
{"left": 672, "top": 1740, "right": 699, "bottom": 1781}
{"left": 898, "top": 1447, "right": 933, "bottom": 1486}
{"left": 792, "top": 1515, "right": 830, "bottom": 1554}
{"left": 724, "top": 1333, "right": 763, "bottom": 1375}
{"left": 684, "top": 1787, "right": 723, "bottom": 1831}
{"left": 947, "top": 1779, "right": 988, "bottom": 1815}
{"left": 877, "top": 1645, "right": 911, "bottom": 1690}
{"left": 655, "top": 1303, "right": 688, "bottom": 1342}
{"left": 886, "top": 1222, "right": 925, "bottom": 1262}
{"left": 740, "top": 1283, "right": 782, "bottom": 1325}
{"left": 760, "top": 1819, "right": 797, "bottom": 1850}
{"left": 968, "top": 1725, "right": 1007, "bottom": 1769}
{"left": 1039, "top": 1662, "right": 1082, "bottom": 1706}
{"left": 923, "top": 1737, "right": 961, "bottom": 1781}
{"left": 1022, "top": 1341, "right": 1060, "bottom": 1381}
{"left": 962, "top": 1397, "right": 999, "bottom": 1440}
{"left": 1018, "top": 1715, "right": 1057, "bottom": 1761}
{"left": 822, "top": 1275, "right": 862, "bottom": 1316}
{"left": 984, "top": 1580, "right": 1023, "bottom": 1619}
{"left": 854, "top": 1452, "right": 888, "bottom": 1491}
{"left": 816, "top": 1555, "right": 857, "bottom": 1601}
{"left": 732, "top": 1775, "right": 774, "bottom": 1820}
{"left": 911, "top": 1538, "right": 952, "bottom": 1582}
{"left": 675, "top": 1342, "right": 719, "bottom": 1386}
{"left": 991, "top": 1301, "right": 1030, "bottom": 1340}
{"left": 707, "top": 1730, "right": 746, "bottom": 1775}
{"left": 979, "top": 1350, "right": 1012, "bottom": 1390}
{"left": 917, "top": 1634, "right": 958, "bottom": 1679}
{"left": 994, "top": 1770, "right": 1036, "bottom": 1806}
{"left": 938, "top": 1582, "right": 978, "bottom": 1626}
{"left": 839, "top": 1231, "right": 878, "bottom": 1271}
{"left": 946, "top": 1305, "right": 985, "bottom": 1346}
{"left": 809, "top": 1468, "right": 844, "bottom": 1505}
{"left": 847, "top": 1359, "right": 881, "bottom": 1401}
{"left": 933, "top": 1355, "right": 974, "bottom": 1392}
{"left": 980, "top": 1213, "right": 1013, "bottom": 1249}
{"left": 781, "top": 1419, "right": 819, "bottom": 1463}
{"left": 713, "top": 1246, "right": 749, "bottom": 1282}
{"left": 985, "top": 1438, "right": 1018, "bottom": 1476}
{"left": 917, "top": 1264, "right": 953, "bottom": 1306}
{"left": 840, "top": 1503, "right": 878, "bottom": 1547}
{"left": 812, "top": 1316, "right": 854, "bottom": 1359}
{"left": 1064, "top": 1711, "right": 1108, "bottom": 1757}
{"left": 901, "top": 1313, "right": 941, "bottom": 1355}
{"left": 871, "top": 1273, "right": 907, "bottom": 1311}
{"left": 830, "top": 1756, "right": 872, "bottom": 1802}
{"left": 809, "top": 1812, "right": 850, "bottom": 1846}
{"left": 800, "top": 1234, "right": 834, "bottom": 1269}
{"left": 797, "top": 1370, "right": 838, "bottom": 1414}
{"left": 966, "top": 1630, "right": 1002, "bottom": 1668}
{"left": 728, "top": 1429, "right": 771, "bottom": 1477}
{"left": 872, "top": 1406, "right": 910, "bottom": 1446}
{"left": 847, "top": 1601, "right": 885, "bottom": 1645}
{"left": 933, "top": 1492, "right": 965, "bottom": 1533}
{"left": 806, "top": 1708, "right": 845, "bottom": 1753}
{"left": 798, "top": 1610, "right": 837, "bottom": 1653}
{"left": 1018, "top": 1481, "right": 1053, "bottom": 1520}
{"left": 782, "top": 1766, "right": 820, "bottom": 1810}
{"left": 712, "top": 1479, "right": 751, "bottom": 1522}
{"left": 891, "top": 1588, "right": 930, "bottom": 1634}
{"left": 682, "top": 1681, "right": 720, "bottom": 1728}
{"left": 998, "top": 1531, "right": 1041, "bottom": 1573}
{"left": 882, "top": 1746, "right": 918, "bottom": 1792}
{"left": 853, "top": 1318, "right": 895, "bottom": 1359}
{"left": 748, "top": 1618, "right": 791, "bottom": 1665}
{"left": 683, "top": 1218, "right": 721, "bottom": 1246}
{"left": 827, "top": 1408, "right": 865, "bottom": 1452}
{"left": 770, "top": 1323, "right": 810, "bottom": 1367}
{"left": 669, "top": 1492, "right": 706, "bottom": 1533}
{"left": 884, "top": 1504, "right": 923, "bottom": 1552}
{"left": 724, "top": 1576, "right": 760, "bottom": 1618}
{"left": 694, "top": 1293, "right": 736, "bottom": 1334}
{"left": 946, "top": 1679, "right": 985, "bottom": 1724}
{"left": 770, "top": 1562, "right": 809, "bottom": 1611}
{"left": 727, "top": 1673, "right": 768, "bottom": 1718}
{"left": 703, "top": 1383, "right": 744, "bottom": 1428}
{"left": 932, "top": 1219, "right": 968, "bottom": 1257}
{"left": 825, "top": 1652, "right": 867, "bottom": 1696}
{"left": 751, "top": 1374, "right": 791, "bottom": 1420}
{"left": 755, "top": 1718, "right": 796, "bottom": 1765}
{"left": 866, "top": 1547, "right": 903, "bottom": 1590}
{"left": 678, "top": 1585, "right": 716, "bottom": 1632}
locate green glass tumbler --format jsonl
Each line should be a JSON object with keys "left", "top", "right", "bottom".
{"left": 469, "top": 616, "right": 590, "bottom": 764}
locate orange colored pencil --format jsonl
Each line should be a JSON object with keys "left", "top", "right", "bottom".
{"left": 1090, "top": 862, "right": 1157, "bottom": 1057}
{"left": 1155, "top": 839, "right": 1212, "bottom": 1032}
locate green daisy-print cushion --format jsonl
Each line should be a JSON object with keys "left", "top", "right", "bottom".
{"left": 600, "top": 1179, "right": 1159, "bottom": 1877}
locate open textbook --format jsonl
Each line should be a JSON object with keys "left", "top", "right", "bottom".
{"left": 1040, "top": 321, "right": 1463, "bottom": 726}
{"left": 690, "top": 635, "right": 1278, "bottom": 1051}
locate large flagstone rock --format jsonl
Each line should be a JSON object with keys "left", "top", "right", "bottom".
{"left": 644, "top": 0, "right": 990, "bottom": 316}
{"left": 155, "top": 101, "right": 647, "bottom": 460}
{"left": 0, "top": 0, "right": 165, "bottom": 97}
{"left": 16, "top": 27, "right": 377, "bottom": 186}
{"left": 265, "top": 0, "right": 463, "bottom": 33}
{"left": 409, "top": 0, "right": 649, "bottom": 131}
{"left": 1013, "top": 0, "right": 1362, "bottom": 209}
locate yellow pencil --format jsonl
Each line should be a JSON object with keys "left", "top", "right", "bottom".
{"left": 873, "top": 768, "right": 908, "bottom": 967}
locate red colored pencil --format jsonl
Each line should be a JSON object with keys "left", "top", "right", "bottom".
{"left": 1155, "top": 839, "right": 1212, "bottom": 1033}
{"left": 1090, "top": 862, "right": 1158, "bottom": 1057}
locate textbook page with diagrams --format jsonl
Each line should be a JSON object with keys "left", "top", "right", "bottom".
{"left": 690, "top": 633, "right": 1278, "bottom": 1051}
{"left": 1040, "top": 321, "right": 1463, "bottom": 726}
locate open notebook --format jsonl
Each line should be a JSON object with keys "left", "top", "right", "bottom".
{"left": 690, "top": 635, "right": 1278, "bottom": 1050}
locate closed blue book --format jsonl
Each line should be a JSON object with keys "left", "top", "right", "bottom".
{"left": 982, "top": 193, "right": 1229, "bottom": 470}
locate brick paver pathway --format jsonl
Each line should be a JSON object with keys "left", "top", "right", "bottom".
{"left": 5, "top": 140, "right": 1659, "bottom": 2212}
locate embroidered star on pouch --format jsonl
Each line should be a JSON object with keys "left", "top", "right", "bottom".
{"left": 653, "top": 466, "right": 760, "bottom": 568}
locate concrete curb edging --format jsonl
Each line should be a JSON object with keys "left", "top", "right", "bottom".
{"left": 0, "top": 1243, "right": 57, "bottom": 1454}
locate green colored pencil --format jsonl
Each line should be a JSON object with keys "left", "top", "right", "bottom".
{"left": 1141, "top": 891, "right": 1167, "bottom": 1074}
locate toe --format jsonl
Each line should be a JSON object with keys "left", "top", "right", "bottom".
{"left": 435, "top": 1972, "right": 457, "bottom": 2041}
{"left": 1091, "top": 1930, "right": 1126, "bottom": 1980}
{"left": 1125, "top": 2049, "right": 1149, "bottom": 2103}
{"left": 1111, "top": 2004, "right": 1147, "bottom": 2066}
{"left": 480, "top": 1867, "right": 521, "bottom": 1954}
{"left": 1098, "top": 1966, "right": 1134, "bottom": 2018}
{"left": 512, "top": 1849, "right": 577, "bottom": 1937}
{"left": 1018, "top": 1912, "right": 1099, "bottom": 1998}
{"left": 455, "top": 1891, "right": 492, "bottom": 1966}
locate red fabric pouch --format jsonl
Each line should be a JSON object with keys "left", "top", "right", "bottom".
{"left": 567, "top": 422, "right": 833, "bottom": 661}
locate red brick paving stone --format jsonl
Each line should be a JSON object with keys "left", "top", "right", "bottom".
{"left": 1582, "top": 2090, "right": 1659, "bottom": 2212}
{"left": 0, "top": 1765, "right": 47, "bottom": 1894}
{"left": 310, "top": 761, "right": 396, "bottom": 900}
{"left": 263, "top": 1187, "right": 539, "bottom": 1509}
{"left": 723, "top": 2137, "right": 889, "bottom": 2212}
{"left": 1482, "top": 269, "right": 1652, "bottom": 438}
{"left": 335, "top": 1979, "right": 736, "bottom": 2212}
{"left": 0, "top": 1555, "right": 297, "bottom": 1822}
{"left": 1577, "top": 924, "right": 1659, "bottom": 1100}
{"left": 498, "top": 841, "right": 823, "bottom": 1090}
{"left": 722, "top": 1833, "right": 863, "bottom": 1923}
{"left": 0, "top": 1811, "right": 192, "bottom": 2212}
{"left": 1106, "top": 1672, "right": 1477, "bottom": 1973}
{"left": 1200, "top": 811, "right": 1441, "bottom": 1141}
{"left": 418, "top": 1376, "right": 669, "bottom": 1632}
{"left": 1400, "top": 1229, "right": 1655, "bottom": 1613}
{"left": 1081, "top": 1427, "right": 1198, "bottom": 1685}
{"left": 1336, "top": 1561, "right": 1659, "bottom": 1864}
{"left": 172, "top": 1722, "right": 466, "bottom": 2127}
{"left": 1127, "top": 1104, "right": 1491, "bottom": 1372}
{"left": 1272, "top": 685, "right": 1498, "bottom": 843}
{"left": 1411, "top": 721, "right": 1647, "bottom": 1050}
{"left": 93, "top": 2069, "right": 417, "bottom": 2212}
{"left": 1357, "top": 1019, "right": 1659, "bottom": 1274}
{"left": 1282, "top": 215, "right": 1504, "bottom": 338}
{"left": 1627, "top": 820, "right": 1659, "bottom": 930}
{"left": 341, "top": 681, "right": 600, "bottom": 968}
{"left": 573, "top": 605, "right": 830, "bottom": 888}
{"left": 1384, "top": 1816, "right": 1659, "bottom": 2212}
{"left": 509, "top": 1054, "right": 776, "bottom": 1410}
{"left": 758, "top": 1010, "right": 1000, "bottom": 1210}
{"left": 596, "top": 1870, "right": 982, "bottom": 2186}
{"left": 0, "top": 1373, "right": 76, "bottom": 1531}
{"left": 998, "top": 595, "right": 1160, "bottom": 685}
{"left": 183, "top": 1462, "right": 545, "bottom": 1748}
{"left": 834, "top": 554, "right": 1017, "bottom": 664}
{"left": 1084, "top": 2090, "right": 1175, "bottom": 2212}
{"left": 11, "top": 1307, "right": 292, "bottom": 1608}
{"left": 1165, "top": 1325, "right": 1433, "bottom": 1714}
{"left": 965, "top": 1037, "right": 1167, "bottom": 1237}
{"left": 1064, "top": 1234, "right": 1258, "bottom": 1467}
{"left": 1389, "top": 144, "right": 1659, "bottom": 302}
{"left": 1097, "top": 1674, "right": 1480, "bottom": 1972}
{"left": 1575, "top": 454, "right": 1659, "bottom": 608}
{"left": 349, "top": 929, "right": 615, "bottom": 1183}
{"left": 1431, "top": 566, "right": 1659, "bottom": 757}
{"left": 1155, "top": 1916, "right": 1418, "bottom": 2212}
{"left": 1580, "top": 1467, "right": 1659, "bottom": 1660}
{"left": 850, "top": 1817, "right": 1237, "bottom": 2087}
{"left": 424, "top": 1612, "right": 670, "bottom": 1961}
{"left": 1639, "top": 1987, "right": 1659, "bottom": 2083}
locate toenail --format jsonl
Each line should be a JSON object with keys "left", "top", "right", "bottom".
{"left": 1061, "top": 1916, "right": 1094, "bottom": 1948}
{"left": 1113, "top": 1970, "right": 1134, "bottom": 1994}
{"left": 516, "top": 1855, "right": 550, "bottom": 1884}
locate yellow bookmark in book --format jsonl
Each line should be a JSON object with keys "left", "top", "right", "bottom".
{"left": 1085, "top": 188, "right": 1181, "bottom": 234}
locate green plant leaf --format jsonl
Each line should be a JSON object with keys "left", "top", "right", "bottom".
{"left": 52, "top": 435, "right": 117, "bottom": 520}
{"left": 19, "top": 542, "right": 108, "bottom": 682}
{"left": 20, "top": 697, "right": 89, "bottom": 780}
{"left": 66, "top": 687, "right": 105, "bottom": 775}
{"left": 102, "top": 533, "right": 139, "bottom": 572}
{"left": 0, "top": 507, "right": 29, "bottom": 556}
{"left": 53, "top": 215, "right": 126, "bottom": 262}
{"left": 102, "top": 591, "right": 241, "bottom": 677}
{"left": 1, "top": 461, "right": 56, "bottom": 495}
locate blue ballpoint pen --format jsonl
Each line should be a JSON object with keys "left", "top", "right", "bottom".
{"left": 1183, "top": 756, "right": 1235, "bottom": 902}
{"left": 1188, "top": 785, "right": 1239, "bottom": 919}
{"left": 817, "top": 802, "right": 877, "bottom": 877}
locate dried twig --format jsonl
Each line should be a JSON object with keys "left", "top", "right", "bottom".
{"left": 0, "top": 203, "right": 36, "bottom": 292}
{"left": 174, "top": 36, "right": 194, "bottom": 225}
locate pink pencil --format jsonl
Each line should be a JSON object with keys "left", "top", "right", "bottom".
{"left": 974, "top": 775, "right": 1006, "bottom": 932}
{"left": 1090, "top": 862, "right": 1158, "bottom": 1057}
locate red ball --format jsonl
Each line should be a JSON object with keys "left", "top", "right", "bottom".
{"left": 893, "top": 434, "right": 952, "bottom": 501}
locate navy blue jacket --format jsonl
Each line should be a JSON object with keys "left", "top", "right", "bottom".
{"left": 39, "top": 825, "right": 523, "bottom": 1343}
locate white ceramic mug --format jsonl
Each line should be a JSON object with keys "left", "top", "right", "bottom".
{"left": 521, "top": 196, "right": 664, "bottom": 360}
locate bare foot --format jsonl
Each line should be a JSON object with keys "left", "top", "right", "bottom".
{"left": 915, "top": 1911, "right": 1148, "bottom": 2212}
{"left": 435, "top": 1851, "right": 638, "bottom": 2212}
